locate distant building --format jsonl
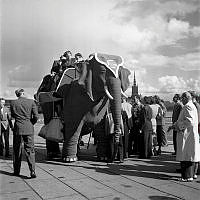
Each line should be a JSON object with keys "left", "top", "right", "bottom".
{"left": 131, "top": 71, "right": 139, "bottom": 98}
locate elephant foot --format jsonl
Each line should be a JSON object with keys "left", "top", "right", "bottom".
{"left": 62, "top": 156, "right": 78, "bottom": 163}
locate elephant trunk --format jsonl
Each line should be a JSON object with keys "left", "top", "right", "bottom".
{"left": 107, "top": 77, "right": 122, "bottom": 134}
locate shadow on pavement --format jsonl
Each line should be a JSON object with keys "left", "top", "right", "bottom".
{"left": 0, "top": 170, "right": 30, "bottom": 179}
{"left": 149, "top": 196, "right": 180, "bottom": 200}
{"left": 4, "top": 144, "right": 179, "bottom": 181}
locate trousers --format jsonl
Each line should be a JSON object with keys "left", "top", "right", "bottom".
{"left": 0, "top": 127, "right": 9, "bottom": 155}
{"left": 13, "top": 134, "right": 35, "bottom": 174}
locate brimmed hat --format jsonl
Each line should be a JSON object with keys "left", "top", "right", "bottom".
{"left": 15, "top": 88, "right": 24, "bottom": 96}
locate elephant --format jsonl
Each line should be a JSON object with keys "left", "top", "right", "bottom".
{"left": 55, "top": 53, "right": 131, "bottom": 162}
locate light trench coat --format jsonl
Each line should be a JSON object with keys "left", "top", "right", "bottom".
{"left": 174, "top": 100, "right": 200, "bottom": 162}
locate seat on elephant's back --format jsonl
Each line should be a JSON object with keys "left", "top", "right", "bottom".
{"left": 38, "top": 68, "right": 80, "bottom": 103}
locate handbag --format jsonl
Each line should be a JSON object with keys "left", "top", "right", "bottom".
{"left": 38, "top": 117, "right": 64, "bottom": 142}
{"left": 38, "top": 99, "right": 64, "bottom": 143}
{"left": 38, "top": 125, "right": 47, "bottom": 139}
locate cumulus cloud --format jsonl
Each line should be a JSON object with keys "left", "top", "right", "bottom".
{"left": 7, "top": 65, "right": 40, "bottom": 88}
{"left": 110, "top": 0, "right": 200, "bottom": 53}
{"left": 134, "top": 51, "right": 200, "bottom": 71}
{"left": 169, "top": 52, "right": 200, "bottom": 71}
{"left": 158, "top": 75, "right": 200, "bottom": 93}
{"left": 1, "top": 0, "right": 199, "bottom": 99}
{"left": 125, "top": 82, "right": 159, "bottom": 97}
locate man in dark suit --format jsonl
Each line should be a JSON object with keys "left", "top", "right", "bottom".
{"left": 0, "top": 98, "right": 13, "bottom": 157}
{"left": 10, "top": 88, "right": 38, "bottom": 178}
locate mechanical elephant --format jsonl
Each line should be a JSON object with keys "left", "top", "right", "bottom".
{"left": 56, "top": 53, "right": 131, "bottom": 162}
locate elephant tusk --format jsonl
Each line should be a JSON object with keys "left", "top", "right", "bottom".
{"left": 104, "top": 87, "right": 114, "bottom": 100}
{"left": 121, "top": 89, "right": 128, "bottom": 98}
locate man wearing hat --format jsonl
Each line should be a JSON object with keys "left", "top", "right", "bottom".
{"left": 10, "top": 88, "right": 38, "bottom": 178}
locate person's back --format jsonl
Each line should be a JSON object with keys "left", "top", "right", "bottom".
{"left": 143, "top": 104, "right": 153, "bottom": 132}
{"left": 10, "top": 88, "right": 38, "bottom": 178}
{"left": 11, "top": 96, "right": 38, "bottom": 135}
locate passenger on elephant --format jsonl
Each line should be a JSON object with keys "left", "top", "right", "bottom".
{"left": 63, "top": 50, "right": 76, "bottom": 68}
{"left": 74, "top": 53, "right": 94, "bottom": 101}
{"left": 74, "top": 53, "right": 85, "bottom": 81}
{"left": 106, "top": 108, "right": 124, "bottom": 163}
{"left": 121, "top": 96, "right": 133, "bottom": 159}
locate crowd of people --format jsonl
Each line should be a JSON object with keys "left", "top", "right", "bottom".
{"left": 0, "top": 50, "right": 199, "bottom": 181}
{"left": 120, "top": 94, "right": 168, "bottom": 161}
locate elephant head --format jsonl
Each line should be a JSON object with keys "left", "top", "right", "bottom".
{"left": 57, "top": 53, "right": 131, "bottom": 161}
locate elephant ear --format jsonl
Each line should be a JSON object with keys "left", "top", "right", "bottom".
{"left": 94, "top": 53, "right": 123, "bottom": 78}
{"left": 118, "top": 66, "right": 131, "bottom": 92}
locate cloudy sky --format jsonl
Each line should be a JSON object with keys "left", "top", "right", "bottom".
{"left": 1, "top": 0, "right": 200, "bottom": 100}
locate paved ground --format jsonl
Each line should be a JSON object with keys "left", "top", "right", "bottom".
{"left": 0, "top": 123, "right": 200, "bottom": 200}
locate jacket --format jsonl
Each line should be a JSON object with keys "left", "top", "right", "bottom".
{"left": 11, "top": 97, "right": 38, "bottom": 135}
{"left": 1, "top": 106, "right": 13, "bottom": 131}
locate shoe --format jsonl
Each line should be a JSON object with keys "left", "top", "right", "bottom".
{"left": 30, "top": 171, "right": 37, "bottom": 178}
{"left": 178, "top": 178, "right": 187, "bottom": 182}
{"left": 193, "top": 174, "right": 197, "bottom": 179}
{"left": 63, "top": 157, "right": 77, "bottom": 163}
{"left": 178, "top": 177, "right": 193, "bottom": 182}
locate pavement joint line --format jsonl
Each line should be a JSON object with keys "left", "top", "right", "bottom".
{"left": 80, "top": 160, "right": 185, "bottom": 200}
{"left": 36, "top": 159, "right": 137, "bottom": 200}
{"left": 67, "top": 161, "right": 138, "bottom": 200}
{"left": 44, "top": 194, "right": 87, "bottom": 200}
{"left": 99, "top": 162, "right": 187, "bottom": 200}
{"left": 3, "top": 159, "right": 44, "bottom": 200}
{"left": 35, "top": 163, "right": 91, "bottom": 200}
{"left": 111, "top": 159, "right": 200, "bottom": 191}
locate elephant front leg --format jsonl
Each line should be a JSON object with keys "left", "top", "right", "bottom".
{"left": 62, "top": 120, "right": 84, "bottom": 162}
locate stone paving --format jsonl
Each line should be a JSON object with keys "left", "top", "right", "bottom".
{"left": 0, "top": 123, "right": 200, "bottom": 200}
